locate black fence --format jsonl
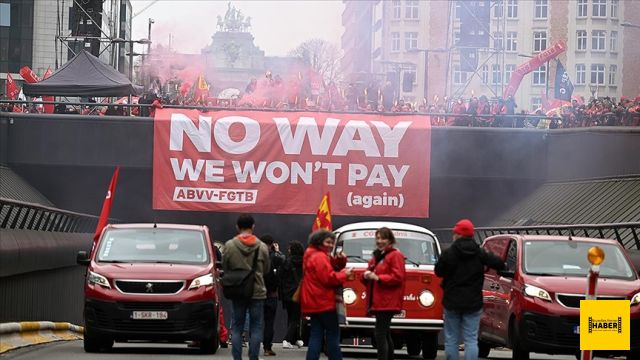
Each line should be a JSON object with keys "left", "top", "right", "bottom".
{"left": 435, "top": 222, "right": 640, "bottom": 250}
{"left": 0, "top": 197, "right": 100, "bottom": 233}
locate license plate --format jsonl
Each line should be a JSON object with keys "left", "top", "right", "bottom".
{"left": 393, "top": 310, "right": 406, "bottom": 319}
{"left": 573, "top": 325, "right": 579, "bottom": 334}
{"left": 132, "top": 311, "right": 168, "bottom": 320}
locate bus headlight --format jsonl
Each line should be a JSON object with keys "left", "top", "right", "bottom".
{"left": 419, "top": 290, "right": 435, "bottom": 307}
{"left": 343, "top": 288, "right": 357, "bottom": 305}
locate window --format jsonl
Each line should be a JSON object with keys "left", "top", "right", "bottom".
{"left": 534, "top": 0, "right": 548, "bottom": 19}
{"left": 577, "top": 30, "right": 587, "bottom": 51}
{"left": 506, "top": 241, "right": 518, "bottom": 272}
{"left": 505, "top": 64, "right": 516, "bottom": 83}
{"left": 405, "top": 0, "right": 419, "bottom": 19}
{"left": 0, "top": 3, "right": 9, "bottom": 26}
{"left": 392, "top": 0, "right": 401, "bottom": 19}
{"left": 533, "top": 31, "right": 547, "bottom": 52}
{"left": 592, "top": 30, "right": 605, "bottom": 51}
{"left": 575, "top": 64, "right": 586, "bottom": 85}
{"left": 506, "top": 32, "right": 517, "bottom": 51}
{"left": 481, "top": 65, "right": 489, "bottom": 84}
{"left": 454, "top": 31, "right": 460, "bottom": 45}
{"left": 591, "top": 64, "right": 605, "bottom": 85}
{"left": 610, "top": 0, "right": 618, "bottom": 18}
{"left": 492, "top": 64, "right": 501, "bottom": 84}
{"left": 404, "top": 32, "right": 418, "bottom": 50}
{"left": 507, "top": 0, "right": 518, "bottom": 18}
{"left": 453, "top": 65, "right": 468, "bottom": 85}
{"left": 593, "top": 0, "right": 606, "bottom": 17}
{"left": 609, "top": 65, "right": 617, "bottom": 85}
{"left": 391, "top": 32, "right": 400, "bottom": 51}
{"left": 577, "top": 0, "right": 588, "bottom": 17}
{"left": 455, "top": 1, "right": 462, "bottom": 20}
{"left": 533, "top": 64, "right": 546, "bottom": 85}
{"left": 493, "top": 0, "right": 503, "bottom": 18}
{"left": 610, "top": 31, "right": 617, "bottom": 52}
{"left": 531, "top": 97, "right": 543, "bottom": 111}
{"left": 494, "top": 32, "right": 504, "bottom": 50}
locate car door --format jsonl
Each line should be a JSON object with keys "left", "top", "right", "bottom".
{"left": 493, "top": 239, "right": 518, "bottom": 342}
{"left": 480, "top": 237, "right": 509, "bottom": 342}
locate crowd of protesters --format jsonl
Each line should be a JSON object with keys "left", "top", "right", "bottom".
{"left": 2, "top": 71, "right": 639, "bottom": 128}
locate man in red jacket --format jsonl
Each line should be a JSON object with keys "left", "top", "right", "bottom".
{"left": 301, "top": 230, "right": 352, "bottom": 360}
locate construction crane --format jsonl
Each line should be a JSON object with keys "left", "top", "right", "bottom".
{"left": 132, "top": 0, "right": 159, "bottom": 19}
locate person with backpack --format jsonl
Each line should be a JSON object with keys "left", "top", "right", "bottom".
{"left": 222, "top": 214, "right": 270, "bottom": 360}
{"left": 278, "top": 241, "right": 305, "bottom": 349}
{"left": 260, "top": 235, "right": 285, "bottom": 356}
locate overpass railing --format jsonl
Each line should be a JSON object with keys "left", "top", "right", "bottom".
{"left": 0, "top": 197, "right": 99, "bottom": 233}
{"left": 434, "top": 222, "right": 640, "bottom": 250}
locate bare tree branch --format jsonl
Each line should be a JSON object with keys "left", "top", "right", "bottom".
{"left": 289, "top": 38, "right": 344, "bottom": 84}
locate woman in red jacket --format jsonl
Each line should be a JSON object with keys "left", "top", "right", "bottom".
{"left": 301, "top": 229, "right": 352, "bottom": 360}
{"left": 362, "top": 227, "right": 406, "bottom": 360}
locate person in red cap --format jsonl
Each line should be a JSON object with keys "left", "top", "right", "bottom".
{"left": 435, "top": 219, "right": 505, "bottom": 360}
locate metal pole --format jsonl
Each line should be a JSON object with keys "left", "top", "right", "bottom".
{"left": 545, "top": 60, "right": 550, "bottom": 98}
{"left": 580, "top": 263, "right": 600, "bottom": 360}
{"left": 423, "top": 51, "right": 429, "bottom": 104}
{"left": 128, "top": 41, "right": 133, "bottom": 115}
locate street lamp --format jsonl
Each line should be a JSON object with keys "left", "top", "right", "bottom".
{"left": 409, "top": 48, "right": 449, "bottom": 104}
{"left": 621, "top": 22, "right": 640, "bottom": 29}
{"left": 112, "top": 37, "right": 151, "bottom": 114}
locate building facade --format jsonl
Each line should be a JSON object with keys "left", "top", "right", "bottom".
{"left": 1, "top": 0, "right": 132, "bottom": 91}
{"left": 341, "top": 0, "right": 640, "bottom": 110}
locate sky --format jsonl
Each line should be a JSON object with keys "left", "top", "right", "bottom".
{"left": 131, "top": 0, "right": 345, "bottom": 56}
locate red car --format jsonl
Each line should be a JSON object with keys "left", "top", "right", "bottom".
{"left": 333, "top": 221, "right": 443, "bottom": 359}
{"left": 478, "top": 234, "right": 640, "bottom": 359}
{"left": 76, "top": 223, "right": 221, "bottom": 353}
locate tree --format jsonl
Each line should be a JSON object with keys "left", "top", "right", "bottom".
{"left": 289, "top": 39, "right": 344, "bottom": 85}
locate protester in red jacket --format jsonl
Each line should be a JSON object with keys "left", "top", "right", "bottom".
{"left": 301, "top": 229, "right": 352, "bottom": 360}
{"left": 362, "top": 227, "right": 406, "bottom": 360}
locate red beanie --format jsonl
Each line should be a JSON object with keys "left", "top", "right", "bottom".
{"left": 453, "top": 219, "right": 475, "bottom": 238}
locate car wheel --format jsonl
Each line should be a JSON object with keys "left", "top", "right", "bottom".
{"left": 406, "top": 337, "right": 421, "bottom": 356}
{"left": 83, "top": 326, "right": 112, "bottom": 353}
{"left": 421, "top": 333, "right": 438, "bottom": 359}
{"left": 509, "top": 320, "right": 529, "bottom": 360}
{"left": 200, "top": 314, "right": 219, "bottom": 354}
{"left": 478, "top": 340, "right": 491, "bottom": 358}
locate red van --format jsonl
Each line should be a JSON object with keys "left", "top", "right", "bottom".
{"left": 76, "top": 223, "right": 221, "bottom": 353}
{"left": 333, "top": 221, "right": 443, "bottom": 359}
{"left": 478, "top": 234, "right": 640, "bottom": 359}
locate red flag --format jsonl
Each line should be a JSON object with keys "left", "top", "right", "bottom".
{"left": 42, "top": 66, "right": 55, "bottom": 114}
{"left": 93, "top": 167, "right": 120, "bottom": 242}
{"left": 6, "top": 73, "right": 20, "bottom": 100}
{"left": 43, "top": 66, "right": 53, "bottom": 79}
{"left": 312, "top": 192, "right": 332, "bottom": 232}
{"left": 19, "top": 66, "right": 41, "bottom": 83}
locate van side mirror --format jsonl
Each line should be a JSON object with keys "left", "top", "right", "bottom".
{"left": 498, "top": 269, "right": 515, "bottom": 278}
{"left": 77, "top": 251, "right": 90, "bottom": 266}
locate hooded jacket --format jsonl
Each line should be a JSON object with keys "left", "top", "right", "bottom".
{"left": 223, "top": 233, "right": 270, "bottom": 300}
{"left": 301, "top": 245, "right": 347, "bottom": 314}
{"left": 434, "top": 237, "right": 505, "bottom": 312}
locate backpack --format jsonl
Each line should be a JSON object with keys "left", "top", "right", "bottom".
{"left": 221, "top": 248, "right": 259, "bottom": 301}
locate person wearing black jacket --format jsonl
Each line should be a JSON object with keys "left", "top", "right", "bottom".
{"left": 261, "top": 235, "right": 285, "bottom": 356}
{"left": 435, "top": 219, "right": 505, "bottom": 360}
{"left": 278, "top": 241, "right": 304, "bottom": 349}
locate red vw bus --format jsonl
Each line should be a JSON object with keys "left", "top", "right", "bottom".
{"left": 333, "top": 222, "right": 443, "bottom": 359}
{"left": 76, "top": 224, "right": 221, "bottom": 353}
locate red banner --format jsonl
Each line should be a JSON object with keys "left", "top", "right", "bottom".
{"left": 94, "top": 167, "right": 120, "bottom": 242}
{"left": 153, "top": 109, "right": 431, "bottom": 217}
{"left": 6, "top": 74, "right": 20, "bottom": 100}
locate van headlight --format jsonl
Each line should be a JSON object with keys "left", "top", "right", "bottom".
{"left": 631, "top": 292, "right": 640, "bottom": 306}
{"left": 524, "top": 284, "right": 551, "bottom": 302}
{"left": 189, "top": 274, "right": 214, "bottom": 290}
{"left": 88, "top": 271, "right": 111, "bottom": 289}
{"left": 343, "top": 288, "right": 357, "bottom": 305}
{"left": 419, "top": 290, "right": 435, "bottom": 307}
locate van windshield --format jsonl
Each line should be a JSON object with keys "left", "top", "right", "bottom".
{"left": 97, "top": 228, "right": 209, "bottom": 265}
{"left": 337, "top": 229, "right": 439, "bottom": 265}
{"left": 523, "top": 240, "right": 635, "bottom": 280}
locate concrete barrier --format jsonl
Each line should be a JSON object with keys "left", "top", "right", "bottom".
{"left": 0, "top": 321, "right": 83, "bottom": 353}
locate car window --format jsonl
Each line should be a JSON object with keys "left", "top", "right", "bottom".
{"left": 523, "top": 240, "right": 635, "bottom": 280}
{"left": 506, "top": 241, "right": 518, "bottom": 272}
{"left": 483, "top": 237, "right": 509, "bottom": 259}
{"left": 97, "top": 228, "right": 209, "bottom": 264}
{"left": 338, "top": 229, "right": 439, "bottom": 265}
